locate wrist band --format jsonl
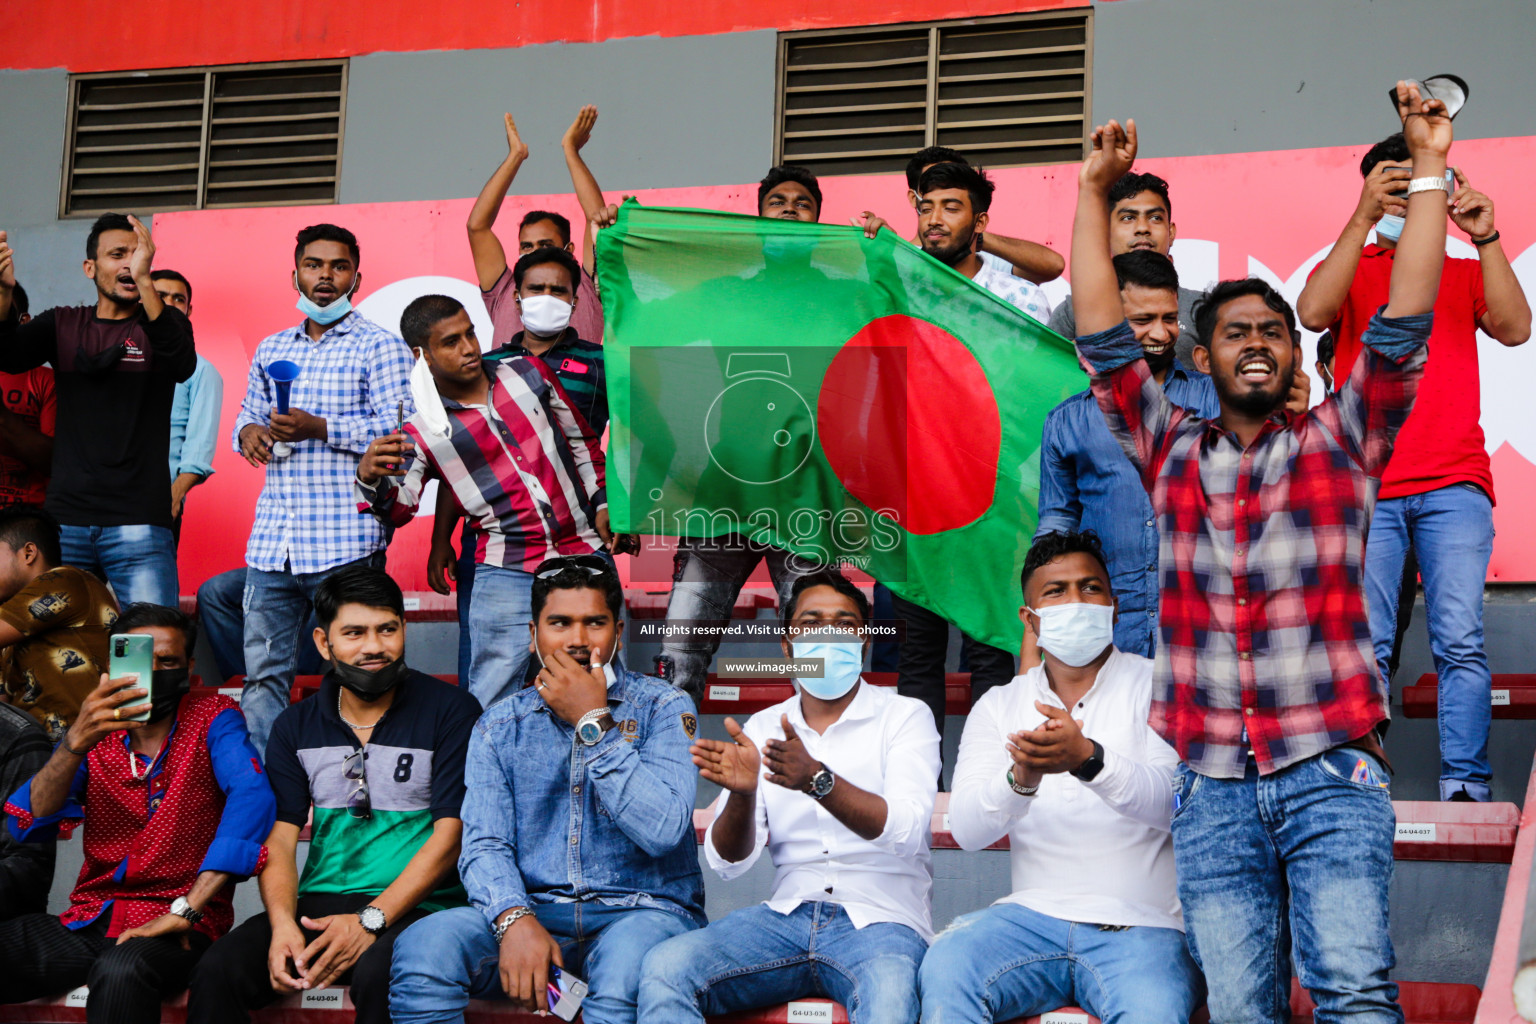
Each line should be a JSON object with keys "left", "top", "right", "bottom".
{"left": 1473, "top": 231, "right": 1501, "bottom": 247}
{"left": 62, "top": 739, "right": 90, "bottom": 757}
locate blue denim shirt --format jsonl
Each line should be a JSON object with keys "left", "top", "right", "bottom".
{"left": 459, "top": 666, "right": 705, "bottom": 929}
{"left": 1035, "top": 362, "right": 1218, "bottom": 658}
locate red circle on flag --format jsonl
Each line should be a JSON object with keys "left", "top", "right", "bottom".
{"left": 818, "top": 314, "right": 1001, "bottom": 535}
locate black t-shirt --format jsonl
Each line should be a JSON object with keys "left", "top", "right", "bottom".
{"left": 0, "top": 305, "right": 195, "bottom": 528}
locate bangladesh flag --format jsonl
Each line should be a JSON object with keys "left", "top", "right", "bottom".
{"left": 596, "top": 201, "right": 1084, "bottom": 651}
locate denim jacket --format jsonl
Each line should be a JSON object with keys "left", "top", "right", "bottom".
{"left": 459, "top": 666, "right": 705, "bottom": 929}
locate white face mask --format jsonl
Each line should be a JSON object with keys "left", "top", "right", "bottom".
{"left": 1026, "top": 602, "right": 1115, "bottom": 667}
{"left": 533, "top": 644, "right": 618, "bottom": 689}
{"left": 519, "top": 293, "right": 574, "bottom": 337}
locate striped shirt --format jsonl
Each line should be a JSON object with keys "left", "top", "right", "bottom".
{"left": 357, "top": 355, "right": 606, "bottom": 571}
{"left": 1078, "top": 310, "right": 1430, "bottom": 778}
{"left": 486, "top": 331, "right": 608, "bottom": 436}
{"left": 234, "top": 313, "right": 414, "bottom": 574}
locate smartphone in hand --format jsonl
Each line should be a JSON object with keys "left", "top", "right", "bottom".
{"left": 109, "top": 633, "right": 155, "bottom": 723}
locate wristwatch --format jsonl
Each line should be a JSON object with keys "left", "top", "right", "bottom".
{"left": 357, "top": 905, "right": 387, "bottom": 935}
{"left": 1006, "top": 767, "right": 1039, "bottom": 797}
{"left": 806, "top": 764, "right": 835, "bottom": 800}
{"left": 1406, "top": 175, "right": 1451, "bottom": 195}
{"left": 576, "top": 708, "right": 612, "bottom": 746}
{"left": 169, "top": 896, "right": 204, "bottom": 925}
{"left": 492, "top": 906, "right": 533, "bottom": 944}
{"left": 1071, "top": 739, "right": 1106, "bottom": 782}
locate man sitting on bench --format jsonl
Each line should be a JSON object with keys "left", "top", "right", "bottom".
{"left": 639, "top": 569, "right": 941, "bottom": 1024}
{"left": 919, "top": 531, "right": 1199, "bottom": 1024}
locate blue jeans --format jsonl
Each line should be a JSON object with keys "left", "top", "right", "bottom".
{"left": 1366, "top": 483, "right": 1494, "bottom": 800}
{"left": 240, "top": 552, "right": 383, "bottom": 755}
{"left": 1172, "top": 750, "right": 1401, "bottom": 1024}
{"left": 467, "top": 563, "right": 535, "bottom": 708}
{"left": 918, "top": 903, "right": 1200, "bottom": 1024}
{"left": 197, "top": 568, "right": 322, "bottom": 684}
{"left": 390, "top": 902, "right": 696, "bottom": 1024}
{"left": 639, "top": 902, "right": 926, "bottom": 1024}
{"left": 59, "top": 524, "right": 178, "bottom": 607}
{"left": 454, "top": 531, "right": 475, "bottom": 685}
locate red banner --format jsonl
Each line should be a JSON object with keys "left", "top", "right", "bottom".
{"left": 151, "top": 135, "right": 1536, "bottom": 593}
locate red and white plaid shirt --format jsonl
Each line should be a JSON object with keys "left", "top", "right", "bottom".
{"left": 1077, "top": 309, "right": 1430, "bottom": 777}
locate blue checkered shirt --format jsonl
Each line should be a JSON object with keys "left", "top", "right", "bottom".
{"left": 234, "top": 313, "right": 414, "bottom": 574}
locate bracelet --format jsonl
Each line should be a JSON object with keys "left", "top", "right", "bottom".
{"left": 62, "top": 738, "right": 91, "bottom": 757}
{"left": 1006, "top": 767, "right": 1039, "bottom": 797}
{"left": 1473, "top": 231, "right": 1501, "bottom": 247}
{"left": 492, "top": 906, "right": 533, "bottom": 944}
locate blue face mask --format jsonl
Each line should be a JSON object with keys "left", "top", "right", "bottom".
{"left": 790, "top": 626, "right": 865, "bottom": 701}
{"left": 295, "top": 276, "right": 357, "bottom": 326}
{"left": 1376, "top": 169, "right": 1454, "bottom": 243}
{"left": 1027, "top": 602, "right": 1115, "bottom": 668}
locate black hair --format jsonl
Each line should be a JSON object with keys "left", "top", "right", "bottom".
{"left": 519, "top": 210, "right": 573, "bottom": 247}
{"left": 757, "top": 166, "right": 823, "bottom": 219}
{"left": 85, "top": 213, "right": 133, "bottom": 261}
{"left": 312, "top": 565, "right": 405, "bottom": 631}
{"left": 531, "top": 554, "right": 623, "bottom": 621}
{"left": 294, "top": 223, "right": 360, "bottom": 267}
{"left": 781, "top": 568, "right": 871, "bottom": 631}
{"left": 1193, "top": 278, "right": 1298, "bottom": 349}
{"left": 1112, "top": 249, "right": 1179, "bottom": 293}
{"left": 149, "top": 268, "right": 192, "bottom": 306}
{"left": 0, "top": 505, "right": 60, "bottom": 567}
{"left": 1360, "top": 133, "right": 1409, "bottom": 178}
{"left": 400, "top": 294, "right": 467, "bottom": 349}
{"left": 11, "top": 283, "right": 27, "bottom": 318}
{"left": 114, "top": 602, "right": 198, "bottom": 658}
{"left": 917, "top": 161, "right": 995, "bottom": 215}
{"left": 512, "top": 247, "right": 581, "bottom": 293}
{"left": 905, "top": 146, "right": 968, "bottom": 190}
{"left": 1107, "top": 172, "right": 1173, "bottom": 219}
{"left": 1317, "top": 329, "right": 1336, "bottom": 368}
{"left": 1020, "top": 530, "right": 1111, "bottom": 601}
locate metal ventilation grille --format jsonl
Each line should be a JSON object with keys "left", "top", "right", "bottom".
{"left": 776, "top": 11, "right": 1091, "bottom": 178}
{"left": 62, "top": 60, "right": 347, "bottom": 217}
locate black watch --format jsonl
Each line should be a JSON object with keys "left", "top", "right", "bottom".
{"left": 357, "top": 905, "right": 387, "bottom": 935}
{"left": 1071, "top": 739, "right": 1106, "bottom": 782}
{"left": 806, "top": 764, "right": 835, "bottom": 800}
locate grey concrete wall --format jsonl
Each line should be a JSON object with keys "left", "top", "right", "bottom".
{"left": 0, "top": 69, "right": 99, "bottom": 314}
{"left": 340, "top": 31, "right": 778, "bottom": 204}
{"left": 1092, "top": 0, "right": 1536, "bottom": 159}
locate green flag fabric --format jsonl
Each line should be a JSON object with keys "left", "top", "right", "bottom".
{"left": 596, "top": 201, "right": 1085, "bottom": 651}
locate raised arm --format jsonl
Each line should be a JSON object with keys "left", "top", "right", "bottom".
{"left": 1296, "top": 163, "right": 1410, "bottom": 331}
{"left": 1071, "top": 119, "right": 1138, "bottom": 338}
{"left": 1383, "top": 81, "right": 1451, "bottom": 319}
{"left": 1447, "top": 168, "right": 1531, "bottom": 346}
{"left": 980, "top": 231, "right": 1065, "bottom": 284}
{"left": 562, "top": 106, "right": 608, "bottom": 276}
{"left": 467, "top": 114, "right": 530, "bottom": 292}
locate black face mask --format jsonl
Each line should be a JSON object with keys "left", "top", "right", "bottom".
{"left": 329, "top": 656, "right": 408, "bottom": 702}
{"left": 147, "top": 668, "right": 191, "bottom": 724}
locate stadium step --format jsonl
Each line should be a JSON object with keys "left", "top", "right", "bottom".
{"left": 1402, "top": 673, "right": 1536, "bottom": 719}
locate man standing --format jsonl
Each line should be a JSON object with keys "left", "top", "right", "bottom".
{"left": 1037, "top": 250, "right": 1216, "bottom": 660}
{"left": 188, "top": 566, "right": 479, "bottom": 1024}
{"left": 919, "top": 531, "right": 1199, "bottom": 1023}
{"left": 390, "top": 555, "right": 703, "bottom": 1024}
{"left": 640, "top": 570, "right": 939, "bottom": 1023}
{"left": 1073, "top": 85, "right": 1448, "bottom": 1022}
{"left": 1298, "top": 133, "right": 1531, "bottom": 802}
{"left": 1048, "top": 172, "right": 1208, "bottom": 368}
{"left": 150, "top": 270, "right": 224, "bottom": 541}
{"left": 0, "top": 506, "right": 117, "bottom": 739}
{"left": 653, "top": 166, "right": 832, "bottom": 703}
{"left": 0, "top": 602, "right": 273, "bottom": 1024}
{"left": 0, "top": 284, "right": 55, "bottom": 511}
{"left": 0, "top": 216, "right": 194, "bottom": 606}
{"left": 233, "top": 223, "right": 413, "bottom": 753}
{"left": 358, "top": 286, "right": 609, "bottom": 707}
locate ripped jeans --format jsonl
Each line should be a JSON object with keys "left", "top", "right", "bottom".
{"left": 638, "top": 902, "right": 926, "bottom": 1024}
{"left": 240, "top": 552, "right": 385, "bottom": 757}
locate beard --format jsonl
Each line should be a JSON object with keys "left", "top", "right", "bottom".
{"left": 1221, "top": 362, "right": 1295, "bottom": 417}
{"left": 921, "top": 229, "right": 976, "bottom": 267}
{"left": 95, "top": 272, "right": 138, "bottom": 308}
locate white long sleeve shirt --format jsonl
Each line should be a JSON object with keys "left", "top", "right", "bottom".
{"left": 948, "top": 648, "right": 1183, "bottom": 931}
{"left": 704, "top": 681, "right": 941, "bottom": 941}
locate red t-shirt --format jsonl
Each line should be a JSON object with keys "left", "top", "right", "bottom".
{"left": 0, "top": 367, "right": 56, "bottom": 507}
{"left": 1317, "top": 245, "right": 1491, "bottom": 502}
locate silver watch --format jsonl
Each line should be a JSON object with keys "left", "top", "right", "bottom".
{"left": 357, "top": 904, "right": 387, "bottom": 935}
{"left": 493, "top": 906, "right": 533, "bottom": 943}
{"left": 1406, "top": 175, "right": 1450, "bottom": 195}
{"left": 576, "top": 708, "right": 610, "bottom": 746}
{"left": 1006, "top": 768, "right": 1040, "bottom": 797}
{"left": 806, "top": 765, "right": 835, "bottom": 800}
{"left": 169, "top": 896, "right": 204, "bottom": 925}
